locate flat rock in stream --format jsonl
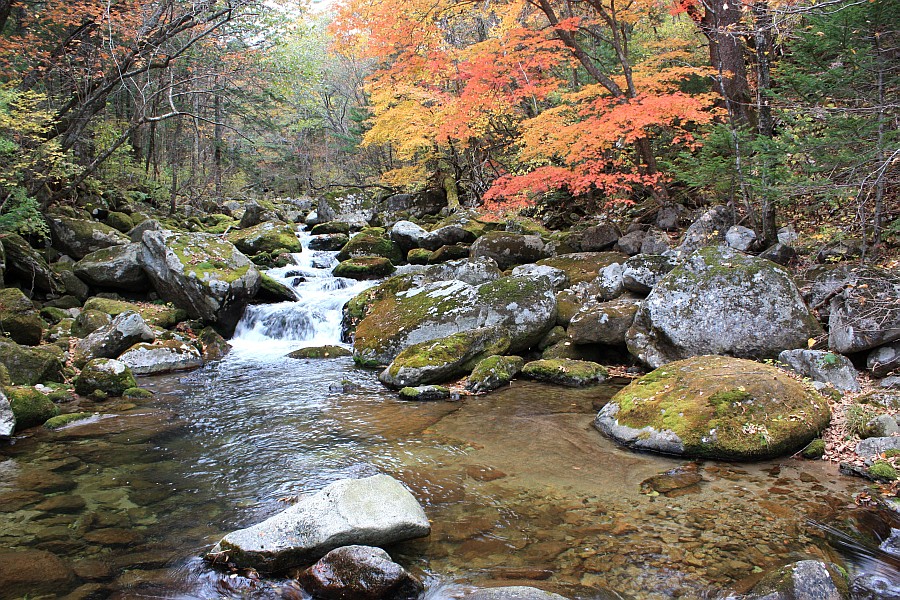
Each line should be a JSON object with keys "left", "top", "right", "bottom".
{"left": 208, "top": 474, "right": 430, "bottom": 573}
{"left": 463, "top": 587, "right": 570, "bottom": 600}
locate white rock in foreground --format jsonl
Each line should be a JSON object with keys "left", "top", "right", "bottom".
{"left": 207, "top": 474, "right": 430, "bottom": 573}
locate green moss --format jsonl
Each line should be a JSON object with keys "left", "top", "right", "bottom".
{"left": 521, "top": 358, "right": 608, "bottom": 387}
{"left": 6, "top": 386, "right": 59, "bottom": 430}
{"left": 537, "top": 252, "right": 627, "bottom": 285}
{"left": 310, "top": 221, "right": 351, "bottom": 235}
{"left": 258, "top": 273, "right": 296, "bottom": 302}
{"left": 0, "top": 339, "right": 64, "bottom": 385}
{"left": 801, "top": 438, "right": 826, "bottom": 459}
{"left": 170, "top": 234, "right": 250, "bottom": 284}
{"left": 43, "top": 412, "right": 94, "bottom": 429}
{"left": 228, "top": 222, "right": 302, "bottom": 255}
{"left": 123, "top": 387, "right": 153, "bottom": 399}
{"left": 611, "top": 356, "right": 832, "bottom": 460}
{"left": 40, "top": 307, "right": 68, "bottom": 325}
{"left": 74, "top": 359, "right": 137, "bottom": 397}
{"left": 288, "top": 345, "right": 351, "bottom": 359}
{"left": 105, "top": 212, "right": 134, "bottom": 233}
{"left": 884, "top": 449, "right": 900, "bottom": 459}
{"left": 333, "top": 257, "right": 396, "bottom": 279}
{"left": 387, "top": 331, "right": 475, "bottom": 375}
{"left": 336, "top": 231, "right": 403, "bottom": 264}
{"left": 427, "top": 244, "right": 470, "bottom": 264}
{"left": 407, "top": 248, "right": 432, "bottom": 265}
{"left": 868, "top": 461, "right": 898, "bottom": 480}
{"left": 82, "top": 298, "right": 187, "bottom": 328}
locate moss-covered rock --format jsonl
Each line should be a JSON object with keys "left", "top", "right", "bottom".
{"left": 199, "top": 326, "right": 231, "bottom": 361}
{"left": 537, "top": 252, "right": 627, "bottom": 286}
{"left": 43, "top": 412, "right": 94, "bottom": 430}
{"left": 40, "top": 307, "right": 69, "bottom": 325}
{"left": 868, "top": 461, "right": 898, "bottom": 481}
{"left": 467, "top": 355, "right": 525, "bottom": 393}
{"left": 427, "top": 244, "right": 470, "bottom": 264}
{"left": 595, "top": 355, "right": 831, "bottom": 460}
{"left": 229, "top": 221, "right": 302, "bottom": 255}
{"left": 337, "top": 229, "right": 403, "bottom": 264}
{"left": 310, "top": 221, "right": 351, "bottom": 236}
{"left": 380, "top": 327, "right": 510, "bottom": 388}
{"left": 123, "top": 387, "right": 153, "bottom": 399}
{"left": 308, "top": 233, "right": 350, "bottom": 251}
{"left": 0, "top": 287, "right": 44, "bottom": 346}
{"left": 117, "top": 340, "right": 203, "bottom": 375}
{"left": 626, "top": 246, "right": 824, "bottom": 368}
{"left": 333, "top": 257, "right": 396, "bottom": 280}
{"left": 354, "top": 275, "right": 556, "bottom": 366}
{"left": 0, "top": 339, "right": 64, "bottom": 385}
{"left": 73, "top": 243, "right": 148, "bottom": 291}
{"left": 47, "top": 215, "right": 130, "bottom": 260}
{"left": 257, "top": 274, "right": 298, "bottom": 303}
{"left": 71, "top": 309, "right": 112, "bottom": 338}
{"left": 288, "top": 345, "right": 352, "bottom": 359}
{"left": 0, "top": 233, "right": 60, "bottom": 293}
{"left": 105, "top": 211, "right": 134, "bottom": 233}
{"left": 340, "top": 274, "right": 420, "bottom": 341}
{"left": 398, "top": 385, "right": 453, "bottom": 401}
{"left": 470, "top": 231, "right": 551, "bottom": 270}
{"left": 140, "top": 230, "right": 261, "bottom": 336}
{"left": 7, "top": 386, "right": 59, "bottom": 430}
{"left": 522, "top": 358, "right": 608, "bottom": 387}
{"left": 74, "top": 358, "right": 137, "bottom": 397}
{"left": 82, "top": 297, "right": 188, "bottom": 329}
{"left": 746, "top": 560, "right": 849, "bottom": 600}
{"left": 801, "top": 438, "right": 826, "bottom": 459}
{"left": 407, "top": 248, "right": 432, "bottom": 265}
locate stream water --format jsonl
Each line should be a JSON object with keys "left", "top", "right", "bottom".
{"left": 0, "top": 229, "right": 897, "bottom": 599}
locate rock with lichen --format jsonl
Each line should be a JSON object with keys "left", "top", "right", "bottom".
{"left": 74, "top": 358, "right": 137, "bottom": 397}
{"left": 522, "top": 358, "right": 608, "bottom": 387}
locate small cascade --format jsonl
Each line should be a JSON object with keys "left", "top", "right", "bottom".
{"left": 230, "top": 228, "right": 378, "bottom": 356}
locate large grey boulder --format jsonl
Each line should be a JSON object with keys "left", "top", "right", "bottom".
{"left": 0, "top": 339, "right": 64, "bottom": 385}
{"left": 725, "top": 225, "right": 757, "bottom": 251}
{"left": 470, "top": 232, "right": 551, "bottom": 270}
{"left": 626, "top": 246, "right": 823, "bottom": 368}
{"left": 511, "top": 264, "right": 568, "bottom": 291}
{"left": 856, "top": 436, "right": 900, "bottom": 458}
{"left": 73, "top": 311, "right": 155, "bottom": 366}
{"left": 353, "top": 276, "right": 557, "bottom": 366}
{"left": 464, "top": 587, "right": 569, "bottom": 600}
{"left": 850, "top": 574, "right": 900, "bottom": 600}
{"left": 0, "top": 389, "right": 14, "bottom": 438}
{"left": 74, "top": 243, "right": 148, "bottom": 291}
{"left": 828, "top": 267, "right": 900, "bottom": 354}
{"left": 596, "top": 262, "right": 625, "bottom": 300}
{"left": 208, "top": 474, "right": 430, "bottom": 573}
{"left": 421, "top": 224, "right": 473, "bottom": 251}
{"left": 778, "top": 349, "right": 861, "bottom": 393}
{"left": 621, "top": 254, "right": 677, "bottom": 294}
{"left": 128, "top": 218, "right": 163, "bottom": 243}
{"left": 0, "top": 233, "right": 60, "bottom": 294}
{"left": 299, "top": 545, "right": 423, "bottom": 600}
{"left": 744, "top": 560, "right": 848, "bottom": 600}
{"left": 118, "top": 341, "right": 203, "bottom": 375}
{"left": 48, "top": 216, "right": 129, "bottom": 260}
{"left": 0, "top": 287, "right": 44, "bottom": 346}
{"left": 140, "top": 230, "right": 261, "bottom": 336}
{"left": 74, "top": 358, "right": 136, "bottom": 396}
{"left": 390, "top": 221, "right": 429, "bottom": 252}
{"left": 577, "top": 223, "right": 619, "bottom": 251}
{"left": 640, "top": 229, "right": 671, "bottom": 254}
{"left": 569, "top": 297, "right": 640, "bottom": 345}
{"left": 420, "top": 257, "right": 502, "bottom": 286}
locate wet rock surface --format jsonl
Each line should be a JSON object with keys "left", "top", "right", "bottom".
{"left": 299, "top": 545, "right": 424, "bottom": 600}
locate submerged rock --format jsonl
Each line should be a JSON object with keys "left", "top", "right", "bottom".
{"left": 208, "top": 474, "right": 430, "bottom": 573}
{"left": 521, "top": 359, "right": 608, "bottom": 387}
{"left": 744, "top": 560, "right": 848, "bottom": 600}
{"left": 467, "top": 355, "right": 525, "bottom": 394}
{"left": 398, "top": 386, "right": 453, "bottom": 401}
{"left": 299, "top": 545, "right": 424, "bottom": 600}
{"left": 463, "top": 587, "right": 570, "bottom": 600}
{"left": 289, "top": 345, "right": 352, "bottom": 359}
{"left": 118, "top": 341, "right": 204, "bottom": 375}
{"left": 595, "top": 355, "right": 831, "bottom": 460}
{"left": 0, "top": 549, "right": 75, "bottom": 598}
{"left": 626, "top": 246, "right": 822, "bottom": 368}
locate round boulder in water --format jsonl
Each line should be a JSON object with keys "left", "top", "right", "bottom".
{"left": 299, "top": 545, "right": 424, "bottom": 600}
{"left": 333, "top": 257, "right": 396, "bottom": 280}
{"left": 463, "top": 587, "right": 570, "bottom": 600}
{"left": 521, "top": 359, "right": 608, "bottom": 387}
{"left": 595, "top": 355, "right": 831, "bottom": 460}
{"left": 288, "top": 345, "right": 352, "bottom": 359}
{"left": 74, "top": 358, "right": 137, "bottom": 397}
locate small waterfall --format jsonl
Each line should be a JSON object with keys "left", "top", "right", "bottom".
{"left": 230, "top": 228, "right": 378, "bottom": 356}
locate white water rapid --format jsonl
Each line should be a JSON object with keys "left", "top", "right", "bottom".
{"left": 229, "top": 228, "right": 378, "bottom": 358}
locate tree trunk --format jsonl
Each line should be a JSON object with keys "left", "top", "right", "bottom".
{"left": 213, "top": 79, "right": 224, "bottom": 204}
{"left": 699, "top": 0, "right": 752, "bottom": 125}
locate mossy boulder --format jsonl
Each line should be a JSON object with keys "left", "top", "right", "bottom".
{"left": 311, "top": 221, "right": 351, "bottom": 236}
{"left": 118, "top": 340, "right": 203, "bottom": 375}
{"left": 398, "top": 385, "right": 452, "bottom": 401}
{"left": 407, "top": 248, "right": 432, "bottom": 265}
{"left": 427, "top": 244, "right": 470, "bottom": 264}
{"left": 105, "top": 211, "right": 134, "bottom": 233}
{"left": 124, "top": 387, "right": 153, "bottom": 399}
{"left": 595, "top": 355, "right": 831, "bottom": 460}
{"left": 140, "top": 230, "right": 261, "bottom": 336}
{"left": 521, "top": 359, "right": 608, "bottom": 387}
{"left": 6, "top": 386, "right": 59, "bottom": 430}
{"left": 74, "top": 243, "right": 148, "bottom": 291}
{"left": 199, "top": 326, "right": 231, "bottom": 361}
{"left": 467, "top": 355, "right": 525, "bottom": 393}
{"left": 569, "top": 297, "right": 640, "bottom": 346}
{"left": 341, "top": 274, "right": 420, "bottom": 341}
{"left": 333, "top": 257, "right": 396, "bottom": 280}
{"left": 626, "top": 246, "right": 823, "bottom": 368}
{"left": 40, "top": 307, "right": 68, "bottom": 325}
{"left": 379, "top": 327, "right": 510, "bottom": 388}
{"left": 354, "top": 275, "right": 557, "bottom": 366}
{"left": 337, "top": 229, "right": 403, "bottom": 264}
{"left": 71, "top": 309, "right": 112, "bottom": 338}
{"left": 43, "top": 412, "right": 94, "bottom": 430}
{"left": 470, "top": 231, "right": 551, "bottom": 270}
{"left": 82, "top": 296, "right": 186, "bottom": 329}
{"left": 0, "top": 339, "right": 64, "bottom": 385}
{"left": 537, "top": 252, "right": 627, "bottom": 286}
{"left": 288, "top": 345, "right": 352, "bottom": 359}
{"left": 229, "top": 221, "right": 302, "bottom": 255}
{"left": 73, "top": 311, "right": 155, "bottom": 366}
{"left": 74, "top": 358, "right": 137, "bottom": 397}
{"left": 0, "top": 287, "right": 44, "bottom": 346}
{"left": 308, "top": 233, "right": 350, "bottom": 251}
{"left": 257, "top": 274, "right": 297, "bottom": 303}
{"left": 745, "top": 560, "right": 849, "bottom": 600}
{"left": 0, "top": 233, "right": 60, "bottom": 293}
{"left": 48, "top": 216, "right": 130, "bottom": 260}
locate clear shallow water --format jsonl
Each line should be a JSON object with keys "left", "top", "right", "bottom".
{"left": 0, "top": 228, "right": 895, "bottom": 599}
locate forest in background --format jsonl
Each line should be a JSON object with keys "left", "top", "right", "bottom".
{"left": 0, "top": 0, "right": 896, "bottom": 256}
